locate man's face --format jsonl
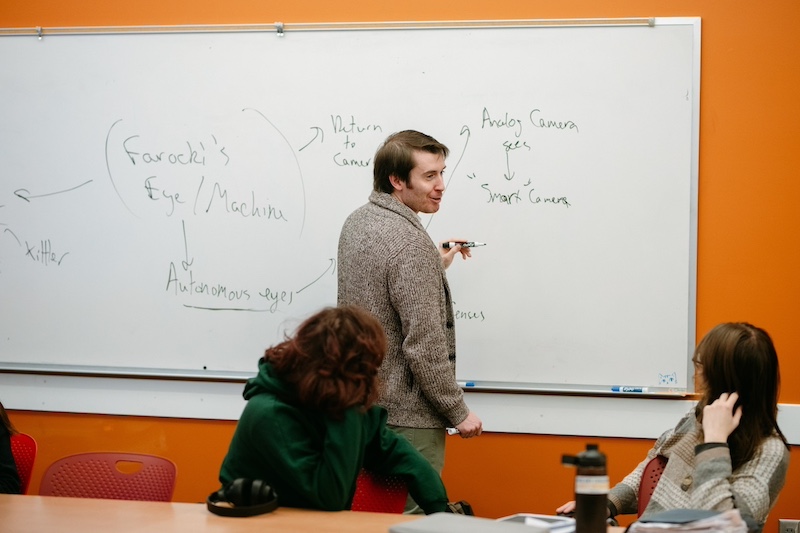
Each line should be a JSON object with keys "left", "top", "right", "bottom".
{"left": 390, "top": 151, "right": 446, "bottom": 214}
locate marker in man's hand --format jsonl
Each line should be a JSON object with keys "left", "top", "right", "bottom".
{"left": 442, "top": 241, "right": 486, "bottom": 249}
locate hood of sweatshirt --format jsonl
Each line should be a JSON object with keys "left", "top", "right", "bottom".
{"left": 242, "top": 358, "right": 294, "bottom": 402}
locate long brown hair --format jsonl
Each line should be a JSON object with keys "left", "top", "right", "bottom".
{"left": 264, "top": 305, "right": 386, "bottom": 420}
{"left": 694, "top": 323, "right": 789, "bottom": 469}
{"left": 0, "top": 401, "right": 18, "bottom": 436}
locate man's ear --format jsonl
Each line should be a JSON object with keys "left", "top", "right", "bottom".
{"left": 388, "top": 174, "right": 404, "bottom": 192}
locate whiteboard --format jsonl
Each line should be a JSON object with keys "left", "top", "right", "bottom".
{"left": 0, "top": 19, "right": 700, "bottom": 393}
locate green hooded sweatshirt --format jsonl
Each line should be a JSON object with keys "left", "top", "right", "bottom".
{"left": 218, "top": 359, "right": 449, "bottom": 513}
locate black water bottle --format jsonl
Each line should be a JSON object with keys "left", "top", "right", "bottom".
{"left": 562, "top": 444, "right": 608, "bottom": 533}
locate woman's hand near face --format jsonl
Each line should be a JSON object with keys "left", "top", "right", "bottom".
{"left": 702, "top": 392, "right": 742, "bottom": 443}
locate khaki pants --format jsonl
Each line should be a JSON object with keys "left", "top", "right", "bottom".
{"left": 387, "top": 425, "right": 446, "bottom": 514}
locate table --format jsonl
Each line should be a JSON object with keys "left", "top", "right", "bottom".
{"left": 0, "top": 494, "right": 421, "bottom": 533}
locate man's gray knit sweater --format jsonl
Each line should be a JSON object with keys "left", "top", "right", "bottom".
{"left": 337, "top": 191, "right": 470, "bottom": 428}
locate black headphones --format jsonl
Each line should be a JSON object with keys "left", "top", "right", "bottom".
{"left": 206, "top": 478, "right": 279, "bottom": 517}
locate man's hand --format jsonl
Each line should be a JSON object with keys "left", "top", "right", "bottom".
{"left": 440, "top": 240, "right": 472, "bottom": 270}
{"left": 455, "top": 411, "right": 482, "bottom": 438}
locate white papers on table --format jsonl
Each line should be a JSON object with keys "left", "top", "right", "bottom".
{"left": 628, "top": 509, "right": 747, "bottom": 533}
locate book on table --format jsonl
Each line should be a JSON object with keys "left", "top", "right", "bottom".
{"left": 497, "top": 513, "right": 576, "bottom": 533}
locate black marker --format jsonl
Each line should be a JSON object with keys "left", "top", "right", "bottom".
{"left": 442, "top": 241, "right": 486, "bottom": 249}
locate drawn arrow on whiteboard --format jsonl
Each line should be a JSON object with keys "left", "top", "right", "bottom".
{"left": 296, "top": 258, "right": 336, "bottom": 293}
{"left": 180, "top": 220, "right": 194, "bottom": 271}
{"left": 14, "top": 180, "right": 93, "bottom": 202}
{"left": 444, "top": 125, "right": 471, "bottom": 191}
{"left": 425, "top": 126, "right": 471, "bottom": 231}
{"left": 299, "top": 126, "right": 325, "bottom": 151}
{"left": 504, "top": 151, "right": 516, "bottom": 181}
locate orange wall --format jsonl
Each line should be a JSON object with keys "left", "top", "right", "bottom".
{"left": 8, "top": 409, "right": 800, "bottom": 530}
{"left": 3, "top": 0, "right": 799, "bottom": 531}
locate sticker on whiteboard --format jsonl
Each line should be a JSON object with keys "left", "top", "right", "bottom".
{"left": 658, "top": 372, "right": 678, "bottom": 385}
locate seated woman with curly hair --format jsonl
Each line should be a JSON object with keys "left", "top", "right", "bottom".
{"left": 218, "top": 305, "right": 449, "bottom": 514}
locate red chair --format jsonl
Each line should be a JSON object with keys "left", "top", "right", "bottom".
{"left": 39, "top": 452, "right": 176, "bottom": 501}
{"left": 10, "top": 433, "right": 38, "bottom": 494}
{"left": 350, "top": 469, "right": 408, "bottom": 514}
{"left": 638, "top": 455, "right": 668, "bottom": 516}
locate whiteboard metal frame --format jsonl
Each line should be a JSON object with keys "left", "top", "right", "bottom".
{"left": 0, "top": 18, "right": 703, "bottom": 423}
{"left": 0, "top": 18, "right": 655, "bottom": 38}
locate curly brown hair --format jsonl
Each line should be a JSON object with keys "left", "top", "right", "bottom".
{"left": 264, "top": 305, "right": 386, "bottom": 420}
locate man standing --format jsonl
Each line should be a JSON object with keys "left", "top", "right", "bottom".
{"left": 337, "top": 130, "right": 482, "bottom": 507}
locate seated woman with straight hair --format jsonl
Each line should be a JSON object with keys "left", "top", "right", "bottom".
{"left": 0, "top": 401, "right": 22, "bottom": 494}
{"left": 218, "top": 305, "right": 449, "bottom": 514}
{"left": 557, "top": 322, "right": 790, "bottom": 531}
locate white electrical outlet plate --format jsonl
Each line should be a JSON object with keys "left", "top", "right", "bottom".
{"left": 779, "top": 519, "right": 800, "bottom": 533}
